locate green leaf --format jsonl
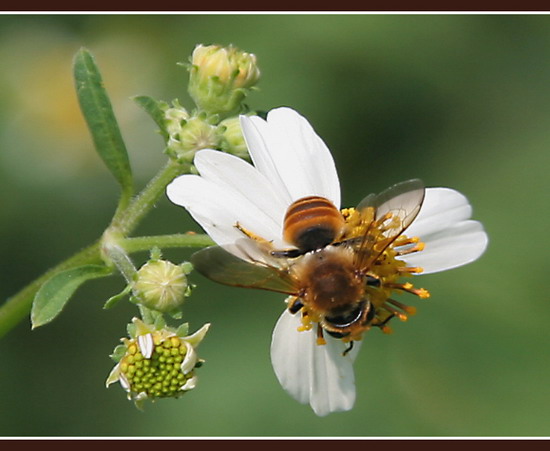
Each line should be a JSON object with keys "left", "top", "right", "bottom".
{"left": 103, "top": 284, "right": 132, "bottom": 309}
{"left": 110, "top": 344, "right": 128, "bottom": 363}
{"left": 175, "top": 322, "right": 189, "bottom": 337}
{"left": 31, "top": 265, "right": 112, "bottom": 329}
{"left": 73, "top": 48, "right": 133, "bottom": 203}
{"left": 133, "top": 95, "right": 170, "bottom": 143}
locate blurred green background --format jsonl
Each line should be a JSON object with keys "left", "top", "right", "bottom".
{"left": 0, "top": 13, "right": 548, "bottom": 437}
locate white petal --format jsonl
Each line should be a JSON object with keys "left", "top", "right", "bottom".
{"left": 181, "top": 374, "right": 198, "bottom": 391}
{"left": 105, "top": 363, "right": 121, "bottom": 388}
{"left": 137, "top": 333, "right": 154, "bottom": 359}
{"left": 180, "top": 341, "right": 198, "bottom": 375}
{"left": 239, "top": 114, "right": 291, "bottom": 204}
{"left": 184, "top": 323, "right": 211, "bottom": 348}
{"left": 166, "top": 173, "right": 287, "bottom": 249}
{"left": 405, "top": 187, "right": 473, "bottom": 239}
{"left": 194, "top": 150, "right": 288, "bottom": 229}
{"left": 401, "top": 220, "right": 488, "bottom": 274}
{"left": 241, "top": 108, "right": 341, "bottom": 207}
{"left": 270, "top": 309, "right": 360, "bottom": 416}
{"left": 119, "top": 373, "right": 131, "bottom": 392}
{"left": 400, "top": 187, "right": 488, "bottom": 273}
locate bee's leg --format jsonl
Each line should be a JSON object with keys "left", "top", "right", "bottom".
{"left": 373, "top": 313, "right": 395, "bottom": 334}
{"left": 235, "top": 222, "right": 303, "bottom": 258}
{"left": 234, "top": 222, "right": 273, "bottom": 246}
{"left": 316, "top": 325, "right": 326, "bottom": 346}
{"left": 271, "top": 248, "right": 304, "bottom": 258}
{"left": 343, "top": 341, "right": 354, "bottom": 356}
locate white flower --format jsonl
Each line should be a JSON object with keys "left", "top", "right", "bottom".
{"left": 166, "top": 107, "right": 488, "bottom": 416}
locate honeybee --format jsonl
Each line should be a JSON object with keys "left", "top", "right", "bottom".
{"left": 191, "top": 179, "right": 426, "bottom": 348}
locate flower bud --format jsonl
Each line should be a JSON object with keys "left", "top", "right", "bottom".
{"left": 133, "top": 259, "right": 192, "bottom": 313}
{"left": 218, "top": 116, "right": 249, "bottom": 160}
{"left": 107, "top": 318, "right": 210, "bottom": 407}
{"left": 188, "top": 44, "right": 260, "bottom": 116}
{"left": 165, "top": 115, "right": 221, "bottom": 163}
{"left": 163, "top": 100, "right": 190, "bottom": 136}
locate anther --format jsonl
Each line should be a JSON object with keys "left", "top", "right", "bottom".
{"left": 382, "top": 303, "right": 409, "bottom": 321}
{"left": 397, "top": 266, "right": 424, "bottom": 274}
{"left": 394, "top": 236, "right": 419, "bottom": 247}
{"left": 414, "top": 288, "right": 431, "bottom": 299}
{"left": 298, "top": 312, "right": 313, "bottom": 332}
{"left": 385, "top": 282, "right": 431, "bottom": 299}
{"left": 373, "top": 211, "right": 393, "bottom": 229}
{"left": 387, "top": 298, "right": 417, "bottom": 316}
{"left": 396, "top": 241, "right": 425, "bottom": 255}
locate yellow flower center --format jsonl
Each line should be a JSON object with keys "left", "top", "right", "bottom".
{"left": 119, "top": 336, "right": 193, "bottom": 399}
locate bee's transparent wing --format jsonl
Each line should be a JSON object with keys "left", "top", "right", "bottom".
{"left": 354, "top": 179, "right": 425, "bottom": 268}
{"left": 357, "top": 179, "right": 425, "bottom": 231}
{"left": 191, "top": 240, "right": 299, "bottom": 295}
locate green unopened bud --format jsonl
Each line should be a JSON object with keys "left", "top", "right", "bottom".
{"left": 163, "top": 100, "right": 190, "bottom": 136}
{"left": 166, "top": 115, "right": 221, "bottom": 163}
{"left": 133, "top": 259, "right": 192, "bottom": 313}
{"left": 107, "top": 318, "right": 210, "bottom": 407}
{"left": 218, "top": 116, "right": 250, "bottom": 160}
{"left": 188, "top": 44, "right": 260, "bottom": 116}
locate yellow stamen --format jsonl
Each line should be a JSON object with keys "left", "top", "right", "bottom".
{"left": 415, "top": 288, "right": 431, "bottom": 299}
{"left": 386, "top": 282, "right": 431, "bottom": 299}
{"left": 298, "top": 311, "right": 314, "bottom": 332}
{"left": 382, "top": 304, "right": 409, "bottom": 322}
{"left": 397, "top": 241, "right": 425, "bottom": 255}
{"left": 398, "top": 266, "right": 424, "bottom": 274}
{"left": 394, "top": 236, "right": 419, "bottom": 247}
{"left": 374, "top": 211, "right": 393, "bottom": 228}
{"left": 387, "top": 298, "right": 417, "bottom": 316}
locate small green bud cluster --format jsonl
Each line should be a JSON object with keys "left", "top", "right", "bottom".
{"left": 163, "top": 100, "right": 190, "bottom": 136}
{"left": 187, "top": 44, "right": 260, "bottom": 117}
{"left": 218, "top": 116, "right": 250, "bottom": 161}
{"left": 162, "top": 102, "right": 251, "bottom": 163}
{"left": 162, "top": 102, "right": 221, "bottom": 163}
{"left": 152, "top": 44, "right": 260, "bottom": 163}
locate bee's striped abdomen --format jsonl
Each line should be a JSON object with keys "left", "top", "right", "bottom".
{"left": 283, "top": 196, "right": 345, "bottom": 252}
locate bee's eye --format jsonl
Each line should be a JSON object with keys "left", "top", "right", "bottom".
{"left": 288, "top": 299, "right": 304, "bottom": 314}
{"left": 324, "top": 303, "right": 364, "bottom": 328}
{"left": 366, "top": 275, "right": 381, "bottom": 287}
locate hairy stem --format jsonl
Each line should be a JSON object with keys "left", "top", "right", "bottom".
{"left": 0, "top": 159, "right": 201, "bottom": 339}
{"left": 120, "top": 234, "right": 214, "bottom": 254}
{"left": 112, "top": 159, "right": 188, "bottom": 235}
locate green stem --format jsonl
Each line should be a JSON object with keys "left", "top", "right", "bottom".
{"left": 0, "top": 159, "right": 202, "bottom": 339}
{"left": 103, "top": 242, "right": 137, "bottom": 284}
{"left": 113, "top": 159, "right": 188, "bottom": 235}
{"left": 121, "top": 234, "right": 214, "bottom": 253}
